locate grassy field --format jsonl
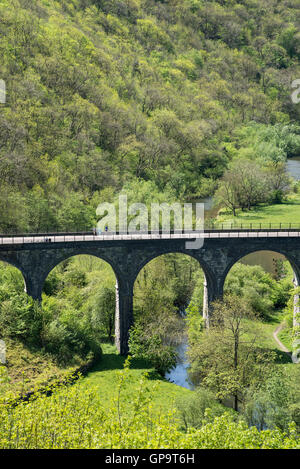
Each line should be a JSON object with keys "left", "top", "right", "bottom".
{"left": 252, "top": 313, "right": 287, "bottom": 350}
{"left": 244, "top": 312, "right": 292, "bottom": 362}
{"left": 216, "top": 193, "right": 300, "bottom": 227}
{"left": 79, "top": 343, "right": 192, "bottom": 415}
{"left": 73, "top": 321, "right": 297, "bottom": 417}
{"left": 1, "top": 325, "right": 297, "bottom": 432}
{"left": 0, "top": 341, "right": 194, "bottom": 418}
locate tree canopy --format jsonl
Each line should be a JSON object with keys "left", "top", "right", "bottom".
{"left": 0, "top": 0, "right": 300, "bottom": 232}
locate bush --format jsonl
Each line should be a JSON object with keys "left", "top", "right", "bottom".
{"left": 129, "top": 323, "right": 177, "bottom": 376}
{"left": 290, "top": 404, "right": 300, "bottom": 433}
{"left": 0, "top": 363, "right": 299, "bottom": 449}
{"left": 43, "top": 271, "right": 60, "bottom": 296}
{"left": 176, "top": 387, "right": 228, "bottom": 431}
{"left": 224, "top": 263, "right": 286, "bottom": 319}
{"left": 91, "top": 285, "right": 115, "bottom": 343}
{"left": 42, "top": 316, "right": 101, "bottom": 365}
{"left": 243, "top": 370, "right": 300, "bottom": 433}
{"left": 0, "top": 294, "right": 43, "bottom": 347}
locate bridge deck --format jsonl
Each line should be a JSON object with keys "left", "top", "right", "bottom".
{"left": 1, "top": 230, "right": 300, "bottom": 245}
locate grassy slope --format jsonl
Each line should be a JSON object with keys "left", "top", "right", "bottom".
{"left": 1, "top": 340, "right": 193, "bottom": 415}
{"left": 78, "top": 327, "right": 297, "bottom": 424}
{"left": 257, "top": 314, "right": 293, "bottom": 359}
{"left": 79, "top": 343, "right": 192, "bottom": 415}
{"left": 277, "top": 322, "right": 293, "bottom": 351}
{"left": 230, "top": 314, "right": 297, "bottom": 397}
{"left": 244, "top": 312, "right": 291, "bottom": 361}
{"left": 0, "top": 338, "right": 85, "bottom": 399}
{"left": 1, "top": 329, "right": 295, "bottom": 418}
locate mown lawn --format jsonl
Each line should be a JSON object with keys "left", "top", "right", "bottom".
{"left": 216, "top": 193, "right": 300, "bottom": 228}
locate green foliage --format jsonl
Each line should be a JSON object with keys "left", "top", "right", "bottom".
{"left": 134, "top": 253, "right": 200, "bottom": 317}
{"left": 244, "top": 368, "right": 300, "bottom": 433}
{"left": 0, "top": 293, "right": 43, "bottom": 346}
{"left": 129, "top": 323, "right": 178, "bottom": 376}
{"left": 277, "top": 25, "right": 300, "bottom": 59}
{"left": 233, "top": 123, "right": 300, "bottom": 164}
{"left": 225, "top": 263, "right": 286, "bottom": 319}
{"left": 188, "top": 295, "right": 277, "bottom": 410}
{"left": 175, "top": 387, "right": 228, "bottom": 431}
{"left": 0, "top": 359, "right": 299, "bottom": 449}
{"left": 1, "top": 0, "right": 300, "bottom": 448}
{"left": 0, "top": 257, "right": 112, "bottom": 364}
{"left": 215, "top": 158, "right": 291, "bottom": 216}
{"left": 91, "top": 285, "right": 116, "bottom": 343}
{"left": 0, "top": 0, "right": 299, "bottom": 233}
{"left": 185, "top": 297, "right": 204, "bottom": 347}
{"left": 131, "top": 253, "right": 203, "bottom": 375}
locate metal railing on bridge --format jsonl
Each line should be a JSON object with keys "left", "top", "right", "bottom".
{"left": 0, "top": 222, "right": 300, "bottom": 245}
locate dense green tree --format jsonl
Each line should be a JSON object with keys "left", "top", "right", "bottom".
{"left": 244, "top": 367, "right": 300, "bottom": 433}
{"left": 188, "top": 295, "right": 276, "bottom": 411}
{"left": 91, "top": 286, "right": 116, "bottom": 343}
{"left": 224, "top": 263, "right": 291, "bottom": 319}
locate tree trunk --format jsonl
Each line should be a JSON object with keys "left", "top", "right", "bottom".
{"left": 234, "top": 335, "right": 239, "bottom": 412}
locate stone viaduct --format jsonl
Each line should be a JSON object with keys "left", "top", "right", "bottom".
{"left": 0, "top": 231, "right": 300, "bottom": 354}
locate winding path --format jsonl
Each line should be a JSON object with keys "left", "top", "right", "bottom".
{"left": 273, "top": 323, "right": 292, "bottom": 359}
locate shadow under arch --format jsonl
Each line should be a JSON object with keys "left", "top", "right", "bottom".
{"left": 220, "top": 248, "right": 300, "bottom": 294}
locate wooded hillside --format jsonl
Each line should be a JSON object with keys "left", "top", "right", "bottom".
{"left": 0, "top": 0, "right": 300, "bottom": 232}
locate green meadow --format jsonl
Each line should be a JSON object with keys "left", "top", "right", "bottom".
{"left": 79, "top": 343, "right": 192, "bottom": 415}
{"left": 216, "top": 193, "right": 300, "bottom": 228}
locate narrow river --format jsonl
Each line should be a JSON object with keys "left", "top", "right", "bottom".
{"left": 165, "top": 157, "right": 300, "bottom": 389}
{"left": 165, "top": 343, "right": 194, "bottom": 390}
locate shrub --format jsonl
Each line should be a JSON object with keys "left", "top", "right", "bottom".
{"left": 129, "top": 323, "right": 177, "bottom": 376}
{"left": 175, "top": 387, "right": 228, "bottom": 431}
{"left": 0, "top": 363, "right": 299, "bottom": 449}
{"left": 0, "top": 294, "right": 43, "bottom": 347}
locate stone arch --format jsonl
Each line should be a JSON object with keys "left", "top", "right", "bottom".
{"left": 0, "top": 254, "right": 29, "bottom": 296}
{"left": 220, "top": 247, "right": 300, "bottom": 294}
{"left": 220, "top": 248, "right": 300, "bottom": 330}
{"left": 132, "top": 248, "right": 213, "bottom": 287}
{"left": 131, "top": 248, "right": 212, "bottom": 324}
{"left": 41, "top": 252, "right": 131, "bottom": 354}
{"left": 40, "top": 251, "right": 121, "bottom": 295}
{"left": 24, "top": 248, "right": 124, "bottom": 302}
